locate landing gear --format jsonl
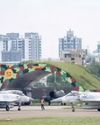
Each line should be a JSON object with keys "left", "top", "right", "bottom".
{"left": 18, "top": 107, "right": 21, "bottom": 111}
{"left": 72, "top": 107, "right": 75, "bottom": 112}
{"left": 48, "top": 101, "right": 51, "bottom": 106}
{"left": 6, "top": 105, "right": 10, "bottom": 111}
{"left": 71, "top": 103, "right": 75, "bottom": 112}
{"left": 18, "top": 102, "right": 21, "bottom": 111}
{"left": 97, "top": 108, "right": 100, "bottom": 111}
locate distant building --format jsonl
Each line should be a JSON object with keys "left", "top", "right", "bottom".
{"left": 0, "top": 32, "right": 41, "bottom": 63}
{"left": 24, "top": 32, "right": 41, "bottom": 61}
{"left": 59, "top": 29, "right": 84, "bottom": 64}
{"left": 0, "top": 40, "right": 4, "bottom": 62}
{"left": 59, "top": 29, "right": 82, "bottom": 57}
{"left": 92, "top": 41, "right": 100, "bottom": 63}
{"left": 0, "top": 38, "right": 24, "bottom": 63}
{"left": 2, "top": 51, "right": 21, "bottom": 62}
{"left": 6, "top": 33, "right": 19, "bottom": 40}
{"left": 17, "top": 38, "right": 25, "bottom": 60}
{"left": 60, "top": 49, "right": 87, "bottom": 65}
{"left": 97, "top": 41, "right": 100, "bottom": 53}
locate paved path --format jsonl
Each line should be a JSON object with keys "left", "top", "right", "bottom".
{"left": 0, "top": 106, "right": 100, "bottom": 120}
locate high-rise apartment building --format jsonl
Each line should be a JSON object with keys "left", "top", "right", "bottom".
{"left": 2, "top": 51, "right": 21, "bottom": 62}
{"left": 0, "top": 32, "right": 41, "bottom": 63}
{"left": 58, "top": 29, "right": 85, "bottom": 64}
{"left": 0, "top": 33, "right": 24, "bottom": 62}
{"left": 24, "top": 32, "right": 41, "bottom": 61}
{"left": 6, "top": 33, "right": 19, "bottom": 40}
{"left": 59, "top": 29, "right": 82, "bottom": 57}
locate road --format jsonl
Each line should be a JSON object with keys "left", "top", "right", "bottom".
{"left": 0, "top": 106, "right": 100, "bottom": 120}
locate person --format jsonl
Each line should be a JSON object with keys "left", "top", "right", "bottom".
{"left": 40, "top": 97, "right": 45, "bottom": 110}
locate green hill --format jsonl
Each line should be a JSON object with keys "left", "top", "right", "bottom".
{"left": 39, "top": 61, "right": 100, "bottom": 90}
{"left": 1, "top": 61, "right": 100, "bottom": 91}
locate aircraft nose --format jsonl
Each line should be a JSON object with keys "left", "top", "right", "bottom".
{"left": 51, "top": 97, "right": 62, "bottom": 103}
{"left": 30, "top": 97, "right": 34, "bottom": 101}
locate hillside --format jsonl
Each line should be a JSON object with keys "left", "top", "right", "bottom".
{"left": 40, "top": 61, "right": 100, "bottom": 90}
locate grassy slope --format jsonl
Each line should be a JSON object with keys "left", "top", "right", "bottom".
{"left": 41, "top": 61, "right": 100, "bottom": 90}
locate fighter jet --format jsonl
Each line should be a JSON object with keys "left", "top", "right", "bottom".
{"left": 0, "top": 90, "right": 33, "bottom": 105}
{"left": 51, "top": 91, "right": 100, "bottom": 112}
{"left": 0, "top": 92, "right": 21, "bottom": 111}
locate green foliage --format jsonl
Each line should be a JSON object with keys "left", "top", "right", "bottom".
{"left": 22, "top": 60, "right": 100, "bottom": 90}
{"left": 47, "top": 74, "right": 70, "bottom": 88}
{"left": 86, "top": 62, "right": 100, "bottom": 78}
{"left": 41, "top": 61, "right": 100, "bottom": 90}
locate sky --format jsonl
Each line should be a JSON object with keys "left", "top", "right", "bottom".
{"left": 0, "top": 0, "right": 100, "bottom": 59}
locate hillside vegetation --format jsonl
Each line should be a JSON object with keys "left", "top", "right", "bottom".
{"left": 40, "top": 61, "right": 100, "bottom": 90}
{"left": 23, "top": 60, "right": 100, "bottom": 90}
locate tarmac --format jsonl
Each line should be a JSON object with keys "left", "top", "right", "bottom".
{"left": 0, "top": 106, "right": 100, "bottom": 120}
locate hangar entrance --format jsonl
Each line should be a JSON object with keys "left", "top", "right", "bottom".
{"left": 0, "top": 63, "right": 81, "bottom": 98}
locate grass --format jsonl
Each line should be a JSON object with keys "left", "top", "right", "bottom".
{"left": 42, "top": 61, "right": 100, "bottom": 90}
{"left": 0, "top": 117, "right": 100, "bottom": 125}
{"left": 24, "top": 60, "right": 100, "bottom": 90}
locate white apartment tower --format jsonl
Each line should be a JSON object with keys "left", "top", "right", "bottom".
{"left": 24, "top": 33, "right": 41, "bottom": 61}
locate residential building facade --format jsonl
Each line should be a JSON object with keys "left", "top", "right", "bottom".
{"left": 59, "top": 29, "right": 86, "bottom": 65}
{"left": 0, "top": 32, "right": 41, "bottom": 63}
{"left": 60, "top": 49, "right": 87, "bottom": 65}
{"left": 59, "top": 29, "right": 82, "bottom": 57}
{"left": 24, "top": 32, "right": 41, "bottom": 61}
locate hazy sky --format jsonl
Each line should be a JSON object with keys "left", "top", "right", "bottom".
{"left": 0, "top": 0, "right": 100, "bottom": 59}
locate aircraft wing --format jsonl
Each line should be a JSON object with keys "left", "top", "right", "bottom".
{"left": 51, "top": 97, "right": 63, "bottom": 103}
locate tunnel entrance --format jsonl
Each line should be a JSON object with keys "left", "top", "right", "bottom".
{"left": 0, "top": 63, "right": 81, "bottom": 98}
